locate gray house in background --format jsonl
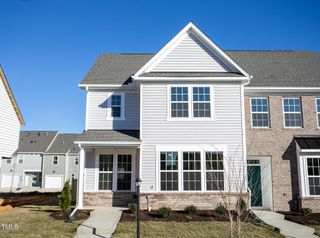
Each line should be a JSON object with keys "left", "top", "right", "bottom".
{"left": 43, "top": 134, "right": 80, "bottom": 189}
{"left": 0, "top": 131, "right": 58, "bottom": 188}
{"left": 0, "top": 131, "right": 80, "bottom": 191}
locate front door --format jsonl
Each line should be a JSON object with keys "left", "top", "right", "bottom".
{"left": 247, "top": 160, "right": 263, "bottom": 207}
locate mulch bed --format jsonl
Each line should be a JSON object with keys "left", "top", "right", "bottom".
{"left": 0, "top": 192, "right": 60, "bottom": 206}
{"left": 278, "top": 211, "right": 320, "bottom": 225}
{"left": 50, "top": 209, "right": 92, "bottom": 221}
{"left": 121, "top": 210, "right": 258, "bottom": 223}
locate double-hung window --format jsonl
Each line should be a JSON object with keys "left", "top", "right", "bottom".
{"left": 160, "top": 152, "right": 179, "bottom": 191}
{"left": 111, "top": 94, "right": 122, "bottom": 118}
{"left": 283, "top": 98, "right": 302, "bottom": 128}
{"left": 251, "top": 97, "right": 269, "bottom": 127}
{"left": 183, "top": 152, "right": 201, "bottom": 191}
{"left": 53, "top": 156, "right": 58, "bottom": 165}
{"left": 307, "top": 157, "right": 320, "bottom": 195}
{"left": 171, "top": 87, "right": 189, "bottom": 117}
{"left": 117, "top": 155, "right": 132, "bottom": 190}
{"left": 193, "top": 87, "right": 211, "bottom": 117}
{"left": 316, "top": 98, "right": 320, "bottom": 128}
{"left": 99, "top": 154, "right": 113, "bottom": 190}
{"left": 205, "top": 152, "right": 224, "bottom": 190}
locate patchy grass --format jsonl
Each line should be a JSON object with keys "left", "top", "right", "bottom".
{"left": 0, "top": 206, "right": 83, "bottom": 238}
{"left": 113, "top": 221, "right": 283, "bottom": 238}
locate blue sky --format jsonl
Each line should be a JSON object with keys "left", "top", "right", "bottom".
{"left": 1, "top": 0, "right": 319, "bottom": 133}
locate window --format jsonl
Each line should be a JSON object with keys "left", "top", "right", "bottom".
{"left": 117, "top": 155, "right": 132, "bottom": 190}
{"left": 171, "top": 87, "right": 189, "bottom": 117}
{"left": 111, "top": 94, "right": 122, "bottom": 118}
{"left": 316, "top": 98, "right": 320, "bottom": 128}
{"left": 71, "top": 173, "right": 75, "bottom": 180}
{"left": 6, "top": 158, "right": 11, "bottom": 164}
{"left": 283, "top": 98, "right": 302, "bottom": 127}
{"left": 53, "top": 156, "right": 58, "bottom": 165}
{"left": 18, "top": 154, "right": 23, "bottom": 164}
{"left": 206, "top": 152, "right": 224, "bottom": 190}
{"left": 75, "top": 157, "right": 79, "bottom": 165}
{"left": 160, "top": 152, "right": 179, "bottom": 191}
{"left": 251, "top": 97, "right": 269, "bottom": 127}
{"left": 99, "top": 154, "right": 113, "bottom": 190}
{"left": 193, "top": 87, "right": 211, "bottom": 117}
{"left": 307, "top": 158, "right": 320, "bottom": 195}
{"left": 183, "top": 152, "right": 201, "bottom": 191}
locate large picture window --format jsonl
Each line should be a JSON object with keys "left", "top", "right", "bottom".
{"left": 316, "top": 98, "right": 320, "bottom": 128}
{"left": 283, "top": 98, "right": 302, "bottom": 128}
{"left": 99, "top": 154, "right": 113, "bottom": 190}
{"left": 171, "top": 87, "right": 189, "bottom": 117}
{"left": 307, "top": 157, "right": 320, "bottom": 195}
{"left": 117, "top": 155, "right": 132, "bottom": 190}
{"left": 206, "top": 152, "right": 224, "bottom": 190}
{"left": 193, "top": 87, "right": 211, "bottom": 117}
{"left": 251, "top": 97, "right": 269, "bottom": 127}
{"left": 183, "top": 152, "right": 201, "bottom": 191}
{"left": 160, "top": 152, "right": 179, "bottom": 191}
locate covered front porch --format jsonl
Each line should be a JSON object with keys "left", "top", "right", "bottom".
{"left": 75, "top": 130, "right": 140, "bottom": 208}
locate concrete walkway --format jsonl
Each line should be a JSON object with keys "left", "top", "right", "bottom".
{"left": 253, "top": 210, "right": 318, "bottom": 238}
{"left": 76, "top": 207, "right": 123, "bottom": 238}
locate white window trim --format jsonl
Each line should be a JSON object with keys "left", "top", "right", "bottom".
{"left": 316, "top": 97, "right": 320, "bottom": 129}
{"left": 106, "top": 92, "right": 125, "bottom": 120}
{"left": 159, "top": 152, "right": 179, "bottom": 191}
{"left": 52, "top": 156, "right": 59, "bottom": 165}
{"left": 167, "top": 85, "right": 215, "bottom": 121}
{"left": 75, "top": 157, "right": 79, "bottom": 165}
{"left": 182, "top": 151, "right": 202, "bottom": 191}
{"left": 282, "top": 97, "right": 303, "bottom": 129}
{"left": 250, "top": 97, "right": 270, "bottom": 129}
{"left": 301, "top": 156, "right": 320, "bottom": 197}
{"left": 204, "top": 151, "right": 225, "bottom": 191}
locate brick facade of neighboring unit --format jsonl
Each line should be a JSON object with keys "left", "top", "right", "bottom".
{"left": 298, "top": 197, "right": 320, "bottom": 212}
{"left": 245, "top": 95, "right": 320, "bottom": 211}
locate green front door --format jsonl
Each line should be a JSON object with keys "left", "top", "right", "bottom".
{"left": 247, "top": 165, "right": 263, "bottom": 207}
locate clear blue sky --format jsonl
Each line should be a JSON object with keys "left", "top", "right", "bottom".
{"left": 1, "top": 0, "right": 319, "bottom": 133}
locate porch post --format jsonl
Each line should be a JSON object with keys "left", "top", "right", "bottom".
{"left": 77, "top": 146, "right": 85, "bottom": 209}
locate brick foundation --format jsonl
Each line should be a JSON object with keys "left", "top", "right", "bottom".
{"left": 298, "top": 197, "right": 320, "bottom": 212}
{"left": 83, "top": 192, "right": 135, "bottom": 207}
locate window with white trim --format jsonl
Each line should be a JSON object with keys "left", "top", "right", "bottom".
{"left": 75, "top": 157, "right": 79, "bottom": 165}
{"left": 183, "top": 152, "right": 201, "bottom": 191}
{"left": 283, "top": 98, "right": 302, "bottom": 128}
{"left": 171, "top": 87, "right": 189, "bottom": 117}
{"left": 111, "top": 94, "right": 122, "bottom": 118}
{"left": 307, "top": 157, "right": 320, "bottom": 195}
{"left": 117, "top": 155, "right": 132, "bottom": 190}
{"left": 206, "top": 152, "right": 224, "bottom": 190}
{"left": 193, "top": 87, "right": 211, "bottom": 117}
{"left": 18, "top": 154, "right": 23, "bottom": 164}
{"left": 53, "top": 156, "right": 58, "bottom": 165}
{"left": 251, "top": 97, "right": 269, "bottom": 127}
{"left": 98, "top": 154, "right": 113, "bottom": 190}
{"left": 6, "top": 158, "right": 11, "bottom": 164}
{"left": 160, "top": 152, "right": 179, "bottom": 191}
{"left": 316, "top": 98, "right": 320, "bottom": 128}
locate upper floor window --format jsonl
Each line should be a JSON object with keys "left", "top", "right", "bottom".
{"left": 251, "top": 97, "right": 269, "bottom": 128}
{"left": 283, "top": 98, "right": 302, "bottom": 128}
{"left": 193, "top": 87, "right": 211, "bottom": 117}
{"left": 6, "top": 158, "right": 11, "bottom": 164}
{"left": 307, "top": 157, "right": 320, "bottom": 195}
{"left": 53, "top": 156, "right": 59, "bottom": 165}
{"left": 316, "top": 98, "right": 320, "bottom": 128}
{"left": 111, "top": 94, "right": 122, "bottom": 118}
{"left": 171, "top": 87, "right": 189, "bottom": 117}
{"left": 75, "top": 157, "right": 79, "bottom": 165}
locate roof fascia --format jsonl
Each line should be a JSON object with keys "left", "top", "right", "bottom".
{"left": 79, "top": 83, "right": 137, "bottom": 90}
{"left": 133, "top": 76, "right": 250, "bottom": 83}
{"left": 245, "top": 87, "right": 320, "bottom": 93}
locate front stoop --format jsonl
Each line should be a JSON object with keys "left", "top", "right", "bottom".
{"left": 252, "top": 210, "right": 317, "bottom": 238}
{"left": 75, "top": 207, "right": 124, "bottom": 238}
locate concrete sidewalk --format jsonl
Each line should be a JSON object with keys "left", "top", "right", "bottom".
{"left": 76, "top": 207, "right": 124, "bottom": 238}
{"left": 253, "top": 210, "right": 318, "bottom": 238}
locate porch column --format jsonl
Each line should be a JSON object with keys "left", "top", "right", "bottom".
{"left": 77, "top": 146, "right": 85, "bottom": 208}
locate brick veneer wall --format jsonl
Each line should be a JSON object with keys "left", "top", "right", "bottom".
{"left": 83, "top": 192, "right": 136, "bottom": 207}
{"left": 245, "top": 95, "right": 320, "bottom": 211}
{"left": 299, "top": 197, "right": 320, "bottom": 212}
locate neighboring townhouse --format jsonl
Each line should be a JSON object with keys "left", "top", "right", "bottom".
{"left": 75, "top": 22, "right": 320, "bottom": 212}
{"left": 0, "top": 66, "right": 24, "bottom": 169}
{"left": 1, "top": 131, "right": 58, "bottom": 189}
{"left": 43, "top": 133, "right": 80, "bottom": 189}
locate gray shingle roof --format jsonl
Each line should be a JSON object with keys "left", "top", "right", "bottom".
{"left": 18, "top": 131, "right": 58, "bottom": 153}
{"left": 77, "top": 130, "right": 140, "bottom": 142}
{"left": 81, "top": 51, "right": 320, "bottom": 87}
{"left": 46, "top": 133, "right": 80, "bottom": 154}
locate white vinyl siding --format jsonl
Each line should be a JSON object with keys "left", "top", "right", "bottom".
{"left": 283, "top": 98, "right": 302, "bottom": 128}
{"left": 251, "top": 97, "right": 269, "bottom": 128}
{"left": 316, "top": 98, "right": 320, "bottom": 128}
{"left": 150, "top": 32, "right": 229, "bottom": 72}
{"left": 0, "top": 75, "right": 21, "bottom": 158}
{"left": 86, "top": 91, "right": 139, "bottom": 130}
{"left": 140, "top": 82, "right": 244, "bottom": 192}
